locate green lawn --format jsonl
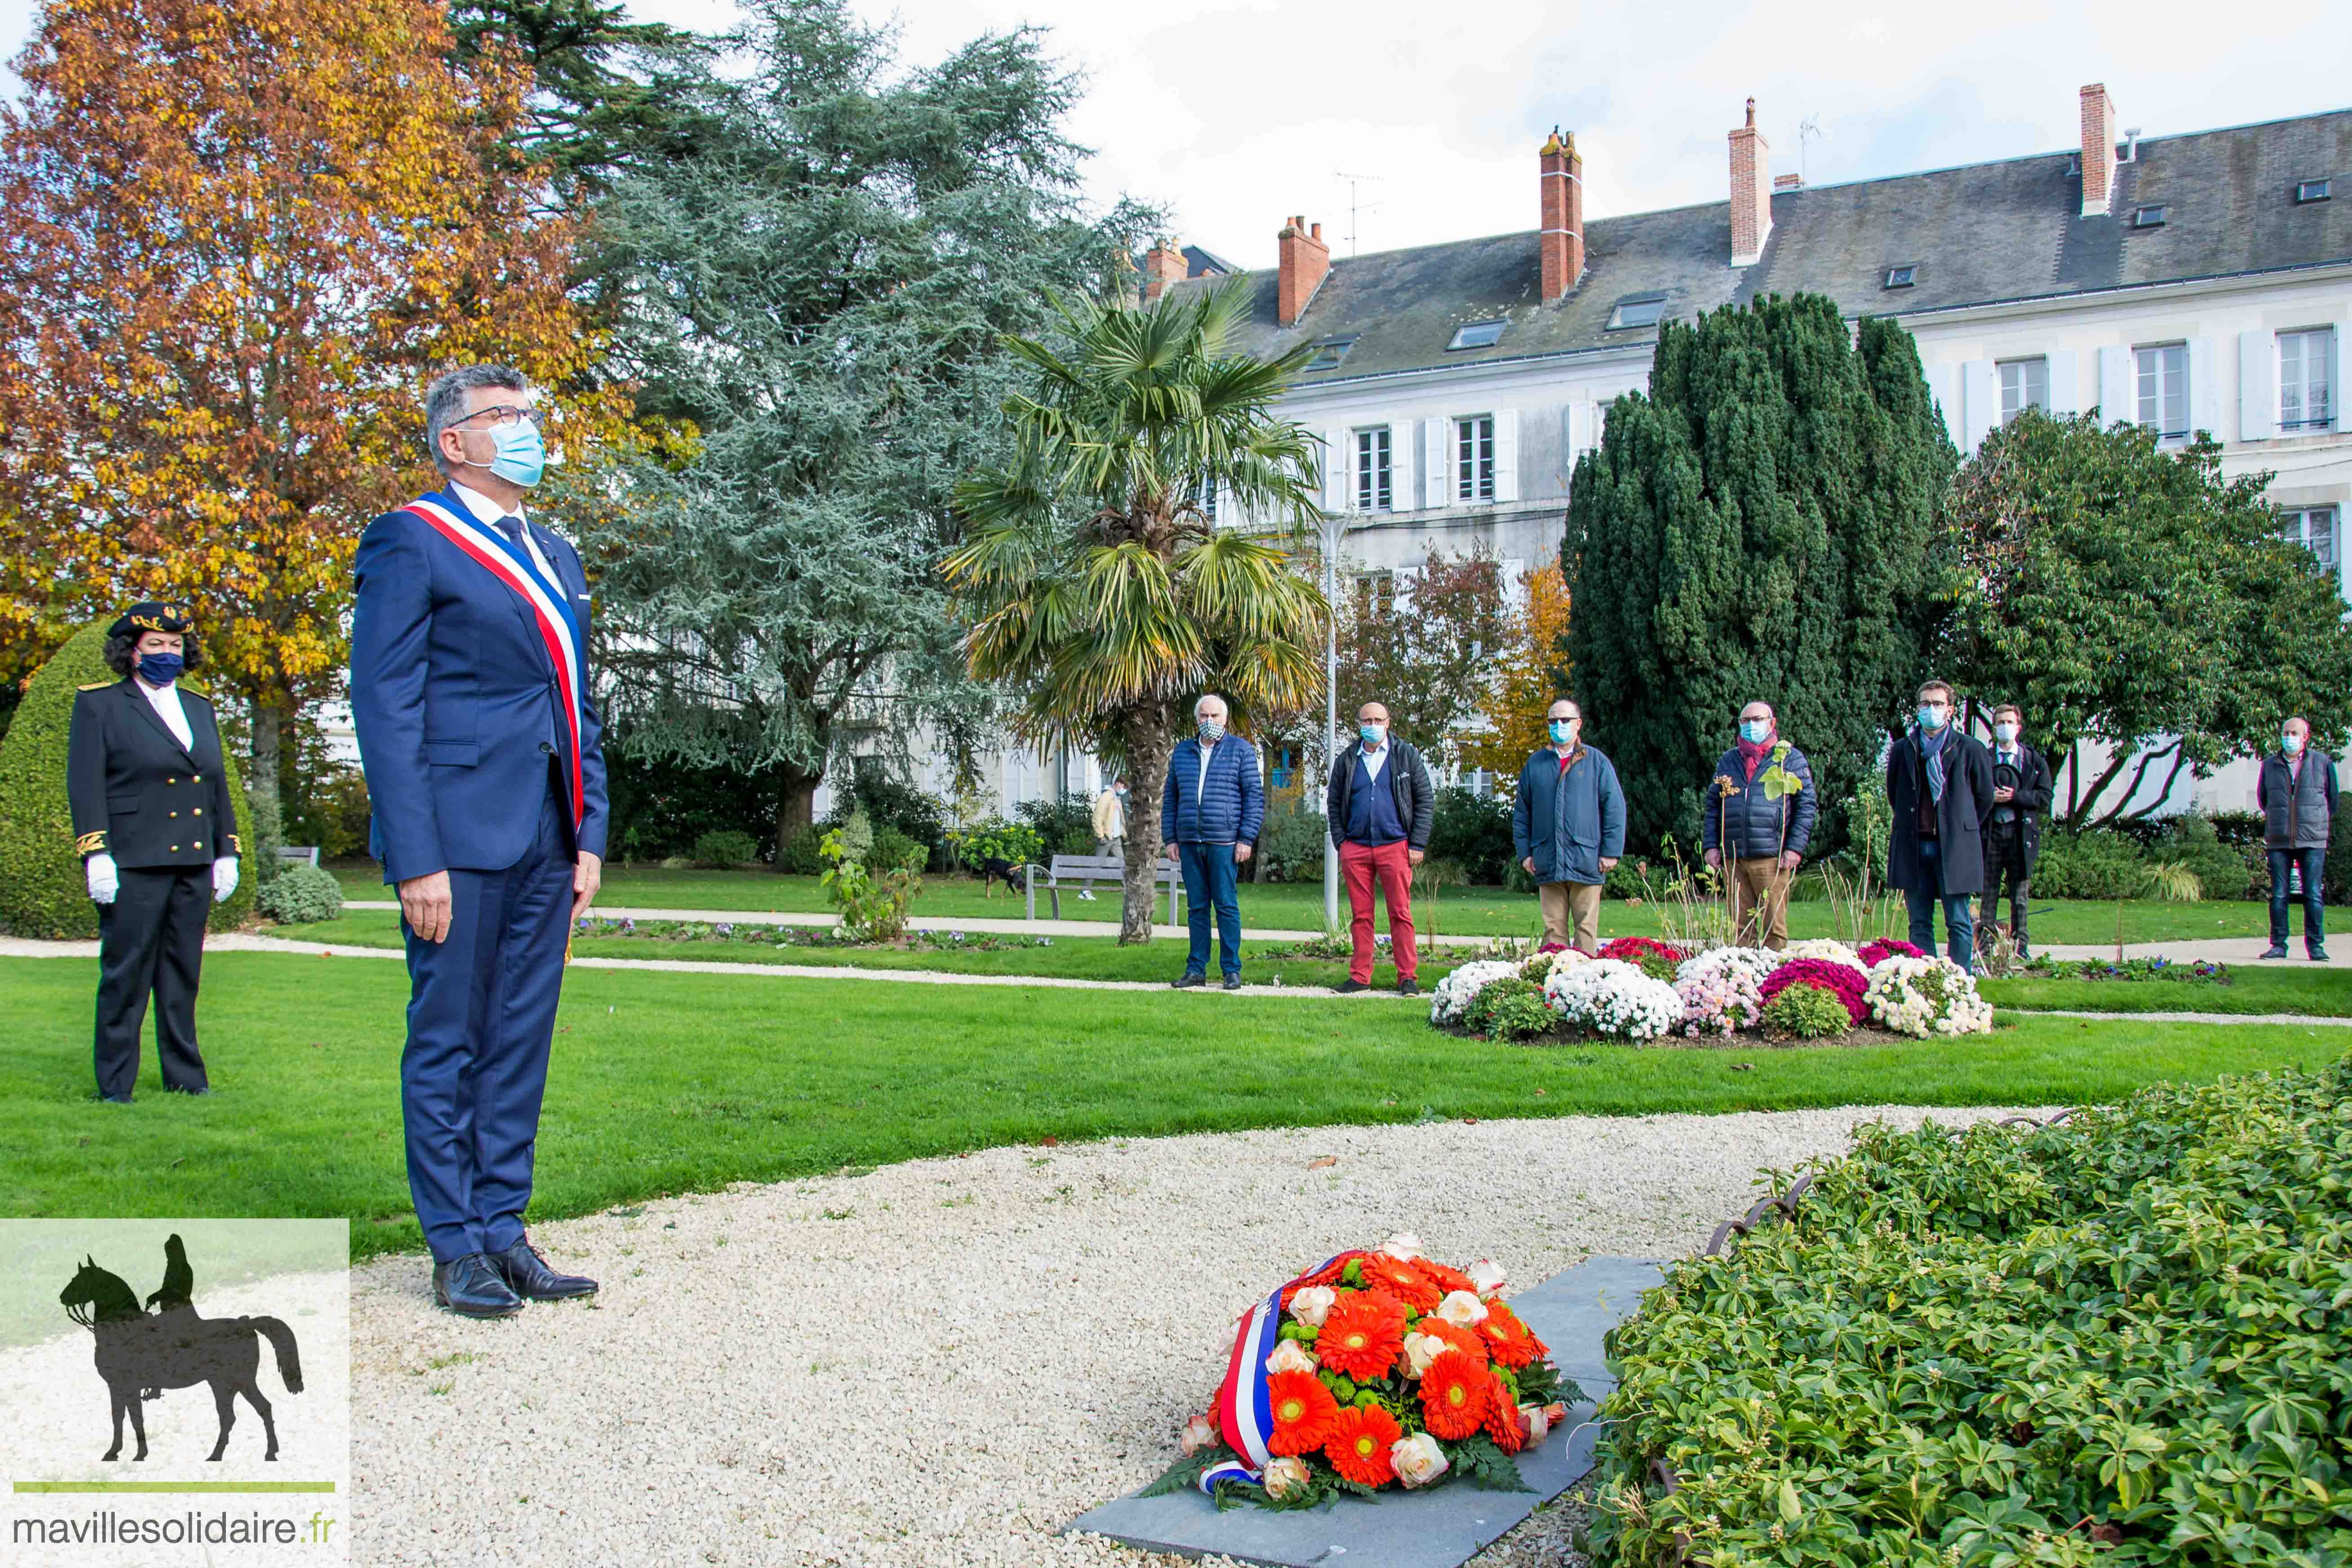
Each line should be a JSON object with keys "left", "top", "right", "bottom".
{"left": 3, "top": 952, "right": 2335, "bottom": 1262}
{"left": 1980, "top": 966, "right": 2352, "bottom": 1017}
{"left": 327, "top": 861, "right": 2291, "bottom": 944}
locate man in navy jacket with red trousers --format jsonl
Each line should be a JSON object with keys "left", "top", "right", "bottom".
{"left": 350, "top": 365, "right": 607, "bottom": 1318}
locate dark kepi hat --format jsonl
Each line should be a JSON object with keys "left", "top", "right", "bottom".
{"left": 108, "top": 601, "right": 193, "bottom": 639}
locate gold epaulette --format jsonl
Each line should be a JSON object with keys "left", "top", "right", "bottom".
{"left": 78, "top": 680, "right": 112, "bottom": 690}
{"left": 178, "top": 684, "right": 209, "bottom": 700}
{"left": 75, "top": 829, "right": 107, "bottom": 855}
{"left": 224, "top": 834, "right": 242, "bottom": 854}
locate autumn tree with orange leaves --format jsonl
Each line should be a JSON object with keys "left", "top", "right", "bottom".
{"left": 1464, "top": 560, "right": 1572, "bottom": 788}
{"left": 0, "top": 0, "right": 618, "bottom": 845}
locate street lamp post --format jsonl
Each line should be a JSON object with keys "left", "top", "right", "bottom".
{"left": 1321, "top": 512, "right": 1343, "bottom": 931}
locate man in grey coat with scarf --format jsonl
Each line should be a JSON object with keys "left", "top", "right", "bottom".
{"left": 1885, "top": 679, "right": 1995, "bottom": 972}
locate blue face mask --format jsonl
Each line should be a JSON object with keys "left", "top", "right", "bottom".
{"left": 1739, "top": 719, "right": 1772, "bottom": 744}
{"left": 1917, "top": 704, "right": 1948, "bottom": 732}
{"left": 1548, "top": 720, "right": 1577, "bottom": 745}
{"left": 1198, "top": 719, "right": 1225, "bottom": 744}
{"left": 137, "top": 651, "right": 183, "bottom": 686}
{"left": 1359, "top": 723, "right": 1385, "bottom": 748}
{"left": 465, "top": 417, "right": 546, "bottom": 488}
{"left": 2284, "top": 732, "right": 2306, "bottom": 756}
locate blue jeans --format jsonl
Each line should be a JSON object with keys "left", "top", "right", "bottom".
{"left": 2268, "top": 847, "right": 2327, "bottom": 952}
{"left": 1905, "top": 837, "right": 1976, "bottom": 973}
{"left": 1178, "top": 841, "right": 1242, "bottom": 979}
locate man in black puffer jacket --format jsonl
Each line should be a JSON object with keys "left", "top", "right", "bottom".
{"left": 1700, "top": 700, "right": 1818, "bottom": 951}
{"left": 1324, "top": 702, "right": 1436, "bottom": 995}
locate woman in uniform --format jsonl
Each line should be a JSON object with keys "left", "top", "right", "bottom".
{"left": 66, "top": 602, "right": 243, "bottom": 1103}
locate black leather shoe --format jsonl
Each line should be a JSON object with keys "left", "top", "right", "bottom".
{"left": 102, "top": 1094, "right": 134, "bottom": 1106}
{"left": 2260, "top": 945, "right": 2289, "bottom": 959}
{"left": 2312, "top": 948, "right": 2332, "bottom": 962}
{"left": 489, "top": 1238, "right": 598, "bottom": 1301}
{"left": 1334, "top": 979, "right": 1369, "bottom": 994}
{"left": 432, "top": 1253, "right": 525, "bottom": 1318}
{"left": 1172, "top": 972, "right": 1207, "bottom": 989}
{"left": 1397, "top": 979, "right": 1420, "bottom": 997}
{"left": 1222, "top": 974, "right": 1242, "bottom": 991}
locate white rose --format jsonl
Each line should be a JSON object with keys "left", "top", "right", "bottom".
{"left": 1265, "top": 1338, "right": 1319, "bottom": 1375}
{"left": 1180, "top": 1413, "right": 1219, "bottom": 1456}
{"left": 1379, "top": 1232, "right": 1424, "bottom": 1260}
{"left": 1467, "top": 1259, "right": 1507, "bottom": 1299}
{"left": 1262, "top": 1455, "right": 1312, "bottom": 1501}
{"left": 1517, "top": 1404, "right": 1550, "bottom": 1446}
{"left": 1435, "top": 1289, "right": 1489, "bottom": 1328}
{"left": 1288, "top": 1285, "right": 1337, "bottom": 1328}
{"left": 1390, "top": 1431, "right": 1450, "bottom": 1489}
{"left": 1400, "top": 1330, "right": 1447, "bottom": 1378}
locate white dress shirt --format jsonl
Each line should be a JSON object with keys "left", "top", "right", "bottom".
{"left": 1359, "top": 742, "right": 1389, "bottom": 784}
{"left": 451, "top": 481, "right": 560, "bottom": 585}
{"left": 139, "top": 678, "right": 193, "bottom": 752}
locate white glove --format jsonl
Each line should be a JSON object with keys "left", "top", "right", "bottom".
{"left": 213, "top": 856, "right": 239, "bottom": 904}
{"left": 86, "top": 853, "right": 118, "bottom": 904}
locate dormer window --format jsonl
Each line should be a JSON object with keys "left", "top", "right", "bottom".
{"left": 2131, "top": 205, "right": 2168, "bottom": 229}
{"left": 2295, "top": 178, "right": 2332, "bottom": 204}
{"left": 1447, "top": 320, "right": 1507, "bottom": 351}
{"left": 1304, "top": 338, "right": 1356, "bottom": 372}
{"left": 1883, "top": 264, "right": 1917, "bottom": 289}
{"left": 1606, "top": 295, "right": 1667, "bottom": 331}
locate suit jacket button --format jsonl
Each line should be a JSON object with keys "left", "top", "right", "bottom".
{"left": 194, "top": 840, "right": 203, "bottom": 848}
{"left": 170, "top": 811, "right": 177, "bottom": 818}
{"left": 540, "top": 742, "right": 555, "bottom": 755}
{"left": 167, "top": 777, "right": 176, "bottom": 784}
{"left": 193, "top": 808, "right": 201, "bottom": 815}
{"left": 169, "top": 845, "right": 178, "bottom": 852}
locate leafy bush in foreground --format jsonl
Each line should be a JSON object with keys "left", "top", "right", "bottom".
{"left": 1591, "top": 1060, "right": 2352, "bottom": 1566}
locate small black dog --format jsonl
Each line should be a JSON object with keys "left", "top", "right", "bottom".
{"left": 976, "top": 856, "right": 1023, "bottom": 898}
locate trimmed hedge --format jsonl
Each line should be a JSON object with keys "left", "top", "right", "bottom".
{"left": 1592, "top": 1060, "right": 2352, "bottom": 1565}
{"left": 0, "top": 623, "right": 257, "bottom": 938}
{"left": 257, "top": 862, "right": 343, "bottom": 924}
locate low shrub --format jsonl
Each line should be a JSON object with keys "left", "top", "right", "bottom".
{"left": 1601, "top": 858, "right": 1647, "bottom": 900}
{"left": 1426, "top": 784, "right": 1515, "bottom": 886}
{"left": 1254, "top": 807, "right": 1328, "bottom": 884}
{"left": 1758, "top": 979, "right": 1849, "bottom": 1037}
{"left": 1463, "top": 976, "right": 1552, "bottom": 1041}
{"left": 257, "top": 862, "right": 343, "bottom": 924}
{"left": 1592, "top": 1060, "right": 2352, "bottom": 1567}
{"left": 2029, "top": 828, "right": 2147, "bottom": 899}
{"left": 948, "top": 817, "right": 1044, "bottom": 871}
{"left": 1014, "top": 791, "right": 1095, "bottom": 859}
{"left": 869, "top": 824, "right": 928, "bottom": 876}
{"left": 690, "top": 828, "right": 760, "bottom": 867}
{"left": 818, "top": 825, "right": 918, "bottom": 940}
{"left": 774, "top": 826, "right": 824, "bottom": 877}
{"left": 1758, "top": 957, "right": 1867, "bottom": 1025}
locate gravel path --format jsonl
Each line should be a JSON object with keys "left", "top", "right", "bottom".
{"left": 350, "top": 1105, "right": 2043, "bottom": 1567}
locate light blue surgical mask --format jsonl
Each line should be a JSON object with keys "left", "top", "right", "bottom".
{"left": 1548, "top": 719, "right": 1577, "bottom": 745}
{"left": 1197, "top": 718, "right": 1225, "bottom": 744}
{"left": 1917, "top": 704, "right": 1949, "bottom": 732}
{"left": 1359, "top": 723, "right": 1385, "bottom": 748}
{"left": 1738, "top": 719, "right": 1772, "bottom": 744}
{"left": 2284, "top": 732, "right": 2306, "bottom": 756}
{"left": 1994, "top": 722, "right": 2019, "bottom": 745}
{"left": 461, "top": 417, "right": 546, "bottom": 488}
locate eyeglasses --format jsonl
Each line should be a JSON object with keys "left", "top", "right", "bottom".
{"left": 453, "top": 404, "right": 543, "bottom": 428}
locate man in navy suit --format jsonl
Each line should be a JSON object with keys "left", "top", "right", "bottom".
{"left": 350, "top": 365, "right": 607, "bottom": 1318}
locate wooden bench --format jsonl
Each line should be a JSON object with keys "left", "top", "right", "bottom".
{"left": 1027, "top": 854, "right": 1185, "bottom": 925}
{"left": 275, "top": 845, "right": 322, "bottom": 869}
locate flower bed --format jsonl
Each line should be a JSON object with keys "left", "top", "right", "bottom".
{"left": 1543, "top": 959, "right": 1684, "bottom": 1041}
{"left": 1594, "top": 936, "right": 1686, "bottom": 983}
{"left": 1757, "top": 958, "right": 1869, "bottom": 1026}
{"left": 1591, "top": 1062, "right": 2352, "bottom": 1565}
{"left": 1429, "top": 960, "right": 1525, "bottom": 1025}
{"left": 569, "top": 916, "right": 1054, "bottom": 953}
{"left": 1865, "top": 954, "right": 1997, "bottom": 1036}
{"left": 2018, "top": 955, "right": 2231, "bottom": 984}
{"left": 1147, "top": 1236, "right": 1585, "bottom": 1507}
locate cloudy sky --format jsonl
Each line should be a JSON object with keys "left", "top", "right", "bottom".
{"left": 3, "top": 0, "right": 2345, "bottom": 268}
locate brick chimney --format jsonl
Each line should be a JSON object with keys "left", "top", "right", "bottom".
{"left": 1276, "top": 216, "right": 1329, "bottom": 328}
{"left": 2079, "top": 83, "right": 2119, "bottom": 217}
{"left": 1728, "top": 97, "right": 1772, "bottom": 266}
{"left": 1142, "top": 239, "right": 1188, "bottom": 305}
{"left": 1538, "top": 128, "right": 1584, "bottom": 303}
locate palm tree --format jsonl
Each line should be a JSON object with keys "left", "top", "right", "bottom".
{"left": 946, "top": 280, "right": 1329, "bottom": 943}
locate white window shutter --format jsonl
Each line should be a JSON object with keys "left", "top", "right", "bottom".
{"left": 2239, "top": 331, "right": 2275, "bottom": 441}
{"left": 1502, "top": 556, "right": 1527, "bottom": 613}
{"left": 2188, "top": 337, "right": 2219, "bottom": 441}
{"left": 2097, "top": 346, "right": 2132, "bottom": 426}
{"left": 1493, "top": 409, "right": 1519, "bottom": 503}
{"left": 1394, "top": 563, "right": 1421, "bottom": 615}
{"left": 1567, "top": 401, "right": 1595, "bottom": 468}
{"left": 2046, "top": 350, "right": 2079, "bottom": 417}
{"left": 1423, "top": 419, "right": 1448, "bottom": 509}
{"left": 1941, "top": 364, "right": 1967, "bottom": 447}
{"left": 1323, "top": 429, "right": 1347, "bottom": 512}
{"left": 1961, "top": 359, "right": 1996, "bottom": 452}
{"left": 2336, "top": 318, "right": 2352, "bottom": 434}
{"left": 1393, "top": 423, "right": 1415, "bottom": 512}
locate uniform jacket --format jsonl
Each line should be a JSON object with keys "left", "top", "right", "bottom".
{"left": 1985, "top": 741, "right": 2056, "bottom": 863}
{"left": 1511, "top": 744, "right": 1626, "bottom": 886}
{"left": 1886, "top": 729, "right": 1996, "bottom": 895}
{"left": 1324, "top": 738, "right": 1437, "bottom": 850}
{"left": 1699, "top": 741, "right": 1819, "bottom": 861}
{"left": 1161, "top": 734, "right": 1265, "bottom": 846}
{"left": 349, "top": 487, "right": 609, "bottom": 883}
{"left": 2258, "top": 750, "right": 2339, "bottom": 850}
{"left": 66, "top": 678, "right": 242, "bottom": 870}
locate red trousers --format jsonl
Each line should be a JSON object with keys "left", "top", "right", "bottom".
{"left": 1340, "top": 839, "right": 1417, "bottom": 981}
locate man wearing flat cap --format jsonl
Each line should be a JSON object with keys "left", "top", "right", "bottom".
{"left": 66, "top": 602, "right": 242, "bottom": 1104}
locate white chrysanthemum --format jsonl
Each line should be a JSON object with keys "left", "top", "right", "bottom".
{"left": 1543, "top": 958, "right": 1684, "bottom": 1041}
{"left": 1674, "top": 944, "right": 1779, "bottom": 988}
{"left": 1780, "top": 938, "right": 1869, "bottom": 974}
{"left": 1864, "top": 955, "right": 1995, "bottom": 1037}
{"left": 1429, "top": 959, "right": 1524, "bottom": 1025}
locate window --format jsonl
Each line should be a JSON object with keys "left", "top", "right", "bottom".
{"left": 1998, "top": 358, "right": 2049, "bottom": 424}
{"left": 2282, "top": 506, "right": 2339, "bottom": 572}
{"left": 2281, "top": 328, "right": 2335, "bottom": 431}
{"left": 1194, "top": 473, "right": 1219, "bottom": 524}
{"left": 2135, "top": 343, "right": 2189, "bottom": 439}
{"left": 1305, "top": 338, "right": 1356, "bottom": 372}
{"left": 1455, "top": 416, "right": 1495, "bottom": 502}
{"left": 1353, "top": 427, "right": 1392, "bottom": 512}
{"left": 1883, "top": 264, "right": 1917, "bottom": 288}
{"left": 2131, "top": 205, "right": 2168, "bottom": 228}
{"left": 1447, "top": 320, "right": 1507, "bottom": 351}
{"left": 2295, "top": 178, "right": 2332, "bottom": 204}
{"left": 1606, "top": 295, "right": 1667, "bottom": 331}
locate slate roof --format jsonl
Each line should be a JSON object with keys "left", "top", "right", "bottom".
{"left": 1174, "top": 108, "right": 2352, "bottom": 384}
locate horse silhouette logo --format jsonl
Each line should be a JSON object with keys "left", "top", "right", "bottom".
{"left": 57, "top": 1233, "right": 305, "bottom": 1462}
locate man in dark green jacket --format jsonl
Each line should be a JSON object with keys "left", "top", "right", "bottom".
{"left": 1510, "top": 699, "right": 1626, "bottom": 952}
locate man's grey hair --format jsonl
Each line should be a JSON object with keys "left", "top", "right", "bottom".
{"left": 424, "top": 365, "right": 528, "bottom": 475}
{"left": 1193, "top": 692, "right": 1228, "bottom": 719}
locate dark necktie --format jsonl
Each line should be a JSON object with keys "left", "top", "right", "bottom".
{"left": 496, "top": 514, "right": 527, "bottom": 551}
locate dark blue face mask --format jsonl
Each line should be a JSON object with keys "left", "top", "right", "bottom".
{"left": 137, "top": 651, "right": 184, "bottom": 686}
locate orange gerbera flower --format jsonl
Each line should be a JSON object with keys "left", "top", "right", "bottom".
{"left": 1419, "top": 1349, "right": 1487, "bottom": 1439}
{"left": 1318, "top": 1291, "right": 1408, "bottom": 1381}
{"left": 1415, "top": 1318, "right": 1489, "bottom": 1368}
{"left": 1265, "top": 1370, "right": 1340, "bottom": 1455}
{"left": 1478, "top": 1302, "right": 1540, "bottom": 1370}
{"left": 1323, "top": 1404, "right": 1403, "bottom": 1487}
{"left": 1481, "top": 1372, "right": 1524, "bottom": 1453}
{"left": 1359, "top": 1254, "right": 1443, "bottom": 1310}
{"left": 1417, "top": 1258, "right": 1479, "bottom": 1297}
{"left": 1285, "top": 1251, "right": 1377, "bottom": 1302}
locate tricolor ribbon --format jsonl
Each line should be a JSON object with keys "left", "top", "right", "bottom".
{"left": 400, "top": 495, "right": 587, "bottom": 830}
{"left": 1200, "top": 1254, "right": 1343, "bottom": 1494}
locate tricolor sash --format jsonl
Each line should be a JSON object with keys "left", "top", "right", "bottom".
{"left": 399, "top": 494, "right": 587, "bottom": 828}
{"left": 1201, "top": 1254, "right": 1342, "bottom": 1494}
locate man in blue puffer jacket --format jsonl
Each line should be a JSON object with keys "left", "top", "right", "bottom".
{"left": 1700, "top": 700, "right": 1818, "bottom": 951}
{"left": 1162, "top": 693, "right": 1264, "bottom": 989}
{"left": 1511, "top": 698, "right": 1626, "bottom": 952}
